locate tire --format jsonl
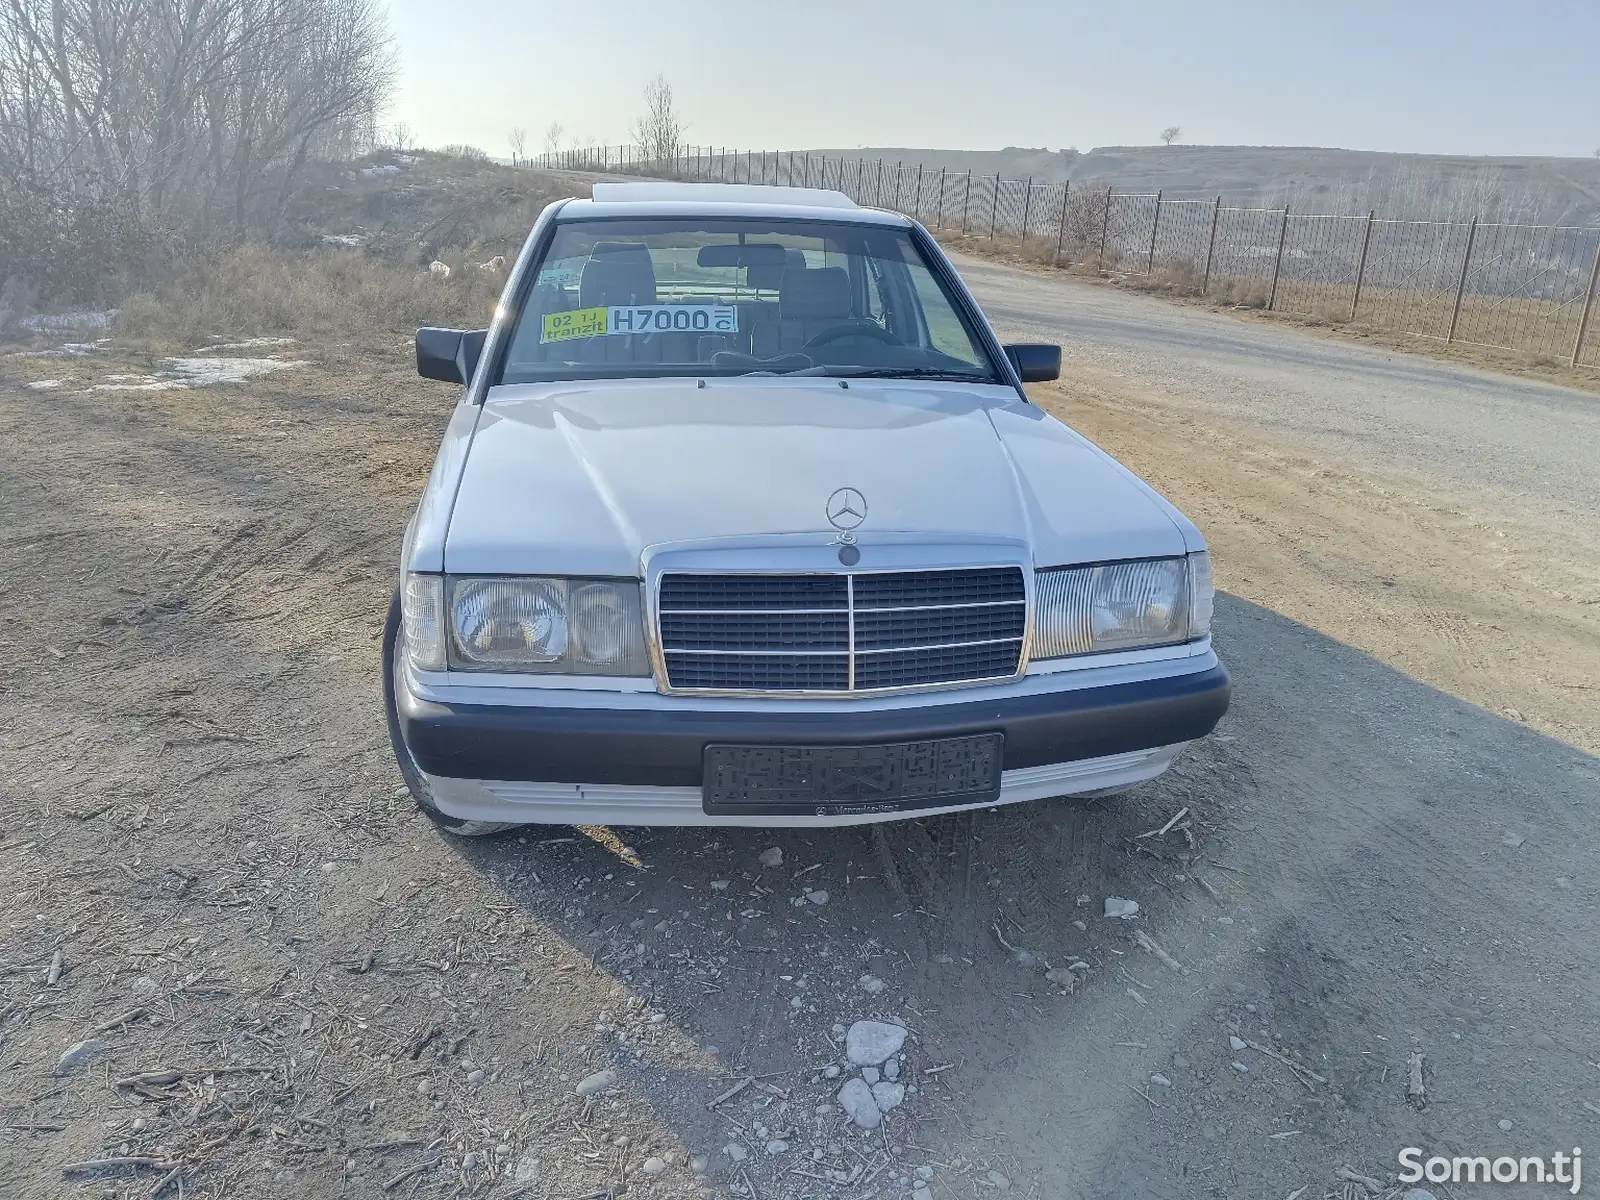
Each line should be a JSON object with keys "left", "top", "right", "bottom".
{"left": 383, "top": 588, "right": 519, "bottom": 838}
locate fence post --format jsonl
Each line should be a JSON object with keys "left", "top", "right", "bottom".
{"left": 1146, "top": 188, "right": 1163, "bottom": 274}
{"left": 1052, "top": 180, "right": 1071, "bottom": 265}
{"left": 1201, "top": 195, "right": 1221, "bottom": 294}
{"left": 875, "top": 159, "right": 884, "bottom": 206}
{"left": 935, "top": 168, "right": 946, "bottom": 229}
{"left": 1097, "top": 187, "right": 1113, "bottom": 270}
{"left": 891, "top": 161, "right": 903, "bottom": 212}
{"left": 1267, "top": 205, "right": 1290, "bottom": 311}
{"left": 1446, "top": 216, "right": 1478, "bottom": 343}
{"left": 1350, "top": 209, "right": 1375, "bottom": 320}
{"left": 1571, "top": 237, "right": 1600, "bottom": 367}
{"left": 1020, "top": 176, "right": 1034, "bottom": 245}
{"left": 961, "top": 169, "right": 972, "bottom": 232}
{"left": 913, "top": 163, "right": 923, "bottom": 221}
{"left": 989, "top": 174, "right": 1000, "bottom": 239}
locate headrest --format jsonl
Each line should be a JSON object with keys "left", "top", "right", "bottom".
{"left": 580, "top": 244, "right": 656, "bottom": 307}
{"left": 779, "top": 265, "right": 851, "bottom": 321}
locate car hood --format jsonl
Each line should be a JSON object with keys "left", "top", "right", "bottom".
{"left": 443, "top": 379, "right": 1192, "bottom": 576}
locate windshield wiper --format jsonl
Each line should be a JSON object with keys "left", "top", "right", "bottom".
{"left": 789, "top": 366, "right": 993, "bottom": 382}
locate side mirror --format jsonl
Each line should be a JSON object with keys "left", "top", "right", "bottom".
{"left": 1004, "top": 343, "right": 1061, "bottom": 383}
{"left": 416, "top": 327, "right": 488, "bottom": 385}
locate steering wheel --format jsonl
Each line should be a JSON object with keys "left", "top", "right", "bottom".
{"left": 803, "top": 320, "right": 902, "bottom": 348}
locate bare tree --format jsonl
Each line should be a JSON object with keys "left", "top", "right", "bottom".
{"left": 388, "top": 122, "right": 415, "bottom": 152}
{"left": 632, "top": 74, "right": 681, "bottom": 168}
{"left": 1160, "top": 126, "right": 1181, "bottom": 146}
{"left": 542, "top": 121, "right": 563, "bottom": 158}
{"left": 0, "top": 0, "right": 396, "bottom": 298}
{"left": 508, "top": 126, "right": 526, "bottom": 164}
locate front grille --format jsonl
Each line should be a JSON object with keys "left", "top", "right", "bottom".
{"left": 658, "top": 567, "right": 1025, "bottom": 693}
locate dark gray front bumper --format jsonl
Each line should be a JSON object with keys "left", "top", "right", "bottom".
{"left": 397, "top": 663, "right": 1231, "bottom": 786}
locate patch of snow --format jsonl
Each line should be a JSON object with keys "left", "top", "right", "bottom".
{"left": 26, "top": 379, "right": 64, "bottom": 390}
{"left": 93, "top": 375, "right": 182, "bottom": 392}
{"left": 321, "top": 233, "right": 367, "bottom": 247}
{"left": 94, "top": 356, "right": 306, "bottom": 391}
{"left": 193, "top": 337, "right": 297, "bottom": 353}
{"left": 360, "top": 164, "right": 402, "bottom": 177}
{"left": 18, "top": 310, "right": 116, "bottom": 333}
{"left": 5, "top": 341, "right": 100, "bottom": 359}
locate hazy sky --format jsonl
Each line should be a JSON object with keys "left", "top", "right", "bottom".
{"left": 385, "top": 0, "right": 1600, "bottom": 161}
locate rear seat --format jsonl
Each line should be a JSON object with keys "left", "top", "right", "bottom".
{"left": 750, "top": 266, "right": 853, "bottom": 357}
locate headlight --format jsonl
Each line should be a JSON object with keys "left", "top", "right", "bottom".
{"left": 448, "top": 577, "right": 649, "bottom": 675}
{"left": 402, "top": 573, "right": 446, "bottom": 670}
{"left": 1033, "top": 554, "right": 1209, "bottom": 659}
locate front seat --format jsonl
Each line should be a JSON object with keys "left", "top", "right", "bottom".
{"left": 579, "top": 242, "right": 657, "bottom": 307}
{"left": 576, "top": 242, "right": 663, "bottom": 363}
{"left": 752, "top": 265, "right": 854, "bottom": 356}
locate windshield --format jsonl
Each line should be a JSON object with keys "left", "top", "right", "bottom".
{"left": 496, "top": 217, "right": 1000, "bottom": 384}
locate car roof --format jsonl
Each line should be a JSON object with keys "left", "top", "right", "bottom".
{"left": 560, "top": 182, "right": 911, "bottom": 226}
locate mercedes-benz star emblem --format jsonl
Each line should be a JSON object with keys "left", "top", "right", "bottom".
{"left": 825, "top": 487, "right": 867, "bottom": 532}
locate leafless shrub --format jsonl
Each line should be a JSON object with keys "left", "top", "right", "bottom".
{"left": 0, "top": 0, "right": 395, "bottom": 307}
{"left": 1210, "top": 277, "right": 1271, "bottom": 308}
{"left": 508, "top": 127, "right": 527, "bottom": 165}
{"left": 1150, "top": 260, "right": 1204, "bottom": 294}
{"left": 543, "top": 122, "right": 564, "bottom": 157}
{"left": 438, "top": 144, "right": 490, "bottom": 162}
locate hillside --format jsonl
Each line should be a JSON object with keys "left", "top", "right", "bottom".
{"left": 807, "top": 144, "right": 1600, "bottom": 225}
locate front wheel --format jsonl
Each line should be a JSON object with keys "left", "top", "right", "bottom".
{"left": 383, "top": 589, "right": 519, "bottom": 838}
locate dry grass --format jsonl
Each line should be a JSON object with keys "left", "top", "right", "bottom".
{"left": 117, "top": 244, "right": 512, "bottom": 346}
{"left": 0, "top": 153, "right": 577, "bottom": 346}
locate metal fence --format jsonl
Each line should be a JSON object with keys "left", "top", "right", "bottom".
{"left": 529, "top": 145, "right": 1600, "bottom": 370}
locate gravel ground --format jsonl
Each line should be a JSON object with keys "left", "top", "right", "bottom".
{"left": 1, "top": 270, "right": 1597, "bottom": 1200}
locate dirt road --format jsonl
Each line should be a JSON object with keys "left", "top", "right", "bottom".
{"left": 1, "top": 269, "right": 1597, "bottom": 1200}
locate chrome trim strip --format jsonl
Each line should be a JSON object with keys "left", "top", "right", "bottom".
{"left": 854, "top": 636, "right": 1022, "bottom": 655}
{"left": 666, "top": 647, "right": 850, "bottom": 658}
{"left": 663, "top": 607, "right": 850, "bottom": 616}
{"left": 410, "top": 646, "right": 1219, "bottom": 709}
{"left": 845, "top": 574, "right": 856, "bottom": 690}
{"left": 659, "top": 599, "right": 1024, "bottom": 616}
{"left": 855, "top": 599, "right": 1026, "bottom": 613}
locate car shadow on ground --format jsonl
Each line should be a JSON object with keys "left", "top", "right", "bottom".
{"left": 444, "top": 593, "right": 1600, "bottom": 1198}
